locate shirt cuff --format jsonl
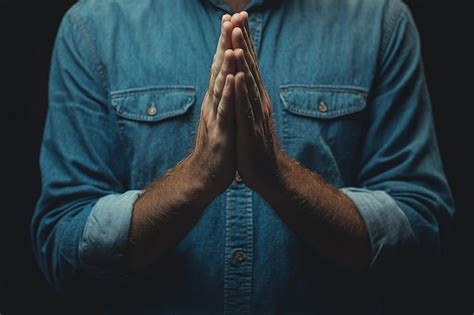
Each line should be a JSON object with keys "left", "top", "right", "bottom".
{"left": 79, "top": 190, "right": 143, "bottom": 279}
{"left": 340, "top": 187, "right": 415, "bottom": 269}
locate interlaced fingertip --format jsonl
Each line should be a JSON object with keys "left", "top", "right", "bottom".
{"left": 223, "top": 21, "right": 232, "bottom": 32}
{"left": 240, "top": 11, "right": 248, "bottom": 24}
{"left": 231, "top": 12, "right": 242, "bottom": 25}
{"left": 236, "top": 73, "right": 247, "bottom": 94}
{"left": 222, "top": 14, "right": 231, "bottom": 22}
{"left": 234, "top": 26, "right": 243, "bottom": 35}
{"left": 235, "top": 49, "right": 245, "bottom": 62}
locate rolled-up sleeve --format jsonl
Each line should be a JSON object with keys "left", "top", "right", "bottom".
{"left": 31, "top": 3, "right": 138, "bottom": 293}
{"left": 340, "top": 3, "right": 455, "bottom": 270}
{"left": 79, "top": 190, "right": 142, "bottom": 278}
{"left": 340, "top": 188, "right": 415, "bottom": 268}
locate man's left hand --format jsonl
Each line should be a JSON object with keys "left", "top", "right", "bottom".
{"left": 224, "top": 12, "right": 371, "bottom": 271}
{"left": 230, "top": 12, "right": 282, "bottom": 193}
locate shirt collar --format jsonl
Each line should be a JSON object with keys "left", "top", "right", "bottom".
{"left": 205, "top": 0, "right": 274, "bottom": 12}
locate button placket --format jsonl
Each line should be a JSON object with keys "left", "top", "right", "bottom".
{"left": 233, "top": 249, "right": 245, "bottom": 263}
{"left": 224, "top": 187, "right": 253, "bottom": 315}
{"left": 222, "top": 10, "right": 261, "bottom": 315}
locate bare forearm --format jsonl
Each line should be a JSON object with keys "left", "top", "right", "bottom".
{"left": 223, "top": 12, "right": 371, "bottom": 270}
{"left": 128, "top": 154, "right": 219, "bottom": 272}
{"left": 128, "top": 15, "right": 238, "bottom": 273}
{"left": 257, "top": 149, "right": 371, "bottom": 271}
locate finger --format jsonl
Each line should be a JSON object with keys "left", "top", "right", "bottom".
{"left": 234, "top": 48, "right": 263, "bottom": 123}
{"left": 213, "top": 50, "right": 236, "bottom": 116}
{"left": 211, "top": 18, "right": 232, "bottom": 79}
{"left": 238, "top": 11, "right": 259, "bottom": 61}
{"left": 237, "top": 12, "right": 266, "bottom": 94}
{"left": 209, "top": 18, "right": 233, "bottom": 88}
{"left": 231, "top": 27, "right": 257, "bottom": 84}
{"left": 217, "top": 14, "right": 232, "bottom": 56}
{"left": 231, "top": 26, "right": 263, "bottom": 97}
{"left": 217, "top": 74, "right": 235, "bottom": 129}
{"left": 235, "top": 72, "right": 255, "bottom": 133}
{"left": 240, "top": 23, "right": 264, "bottom": 92}
{"left": 222, "top": 13, "right": 232, "bottom": 22}
{"left": 231, "top": 13, "right": 258, "bottom": 66}
{"left": 231, "top": 13, "right": 268, "bottom": 104}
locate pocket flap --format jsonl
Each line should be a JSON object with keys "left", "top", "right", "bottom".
{"left": 280, "top": 85, "right": 367, "bottom": 119}
{"left": 110, "top": 86, "right": 195, "bottom": 122}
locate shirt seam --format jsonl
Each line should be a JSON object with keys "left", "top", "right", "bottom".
{"left": 68, "top": 2, "right": 109, "bottom": 93}
{"left": 378, "top": 1, "right": 407, "bottom": 67}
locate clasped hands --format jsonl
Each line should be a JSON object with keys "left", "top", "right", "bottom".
{"left": 191, "top": 12, "right": 282, "bottom": 195}
{"left": 130, "top": 12, "right": 371, "bottom": 271}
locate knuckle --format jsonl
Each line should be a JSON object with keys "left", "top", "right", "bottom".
{"left": 201, "top": 93, "right": 209, "bottom": 112}
{"left": 251, "top": 89, "right": 260, "bottom": 102}
{"left": 221, "top": 87, "right": 231, "bottom": 99}
{"left": 211, "top": 63, "right": 220, "bottom": 78}
{"left": 220, "top": 62, "right": 228, "bottom": 75}
{"left": 263, "top": 104, "right": 271, "bottom": 116}
{"left": 216, "top": 106, "right": 226, "bottom": 122}
{"left": 204, "top": 91, "right": 213, "bottom": 106}
{"left": 249, "top": 60, "right": 258, "bottom": 74}
{"left": 251, "top": 63, "right": 258, "bottom": 74}
{"left": 213, "top": 85, "right": 223, "bottom": 100}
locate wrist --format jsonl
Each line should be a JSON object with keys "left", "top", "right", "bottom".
{"left": 185, "top": 152, "right": 233, "bottom": 198}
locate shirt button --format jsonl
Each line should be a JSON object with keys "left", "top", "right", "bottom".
{"left": 147, "top": 105, "right": 157, "bottom": 116}
{"left": 234, "top": 171, "right": 242, "bottom": 183}
{"left": 318, "top": 102, "right": 328, "bottom": 113}
{"left": 233, "top": 250, "right": 245, "bottom": 263}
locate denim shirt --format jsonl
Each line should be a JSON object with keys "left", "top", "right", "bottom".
{"left": 31, "top": 0, "right": 455, "bottom": 313}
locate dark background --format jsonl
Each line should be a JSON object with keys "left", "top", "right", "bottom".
{"left": 1, "top": 0, "right": 472, "bottom": 314}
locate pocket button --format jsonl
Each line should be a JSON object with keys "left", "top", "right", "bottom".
{"left": 147, "top": 105, "right": 157, "bottom": 116}
{"left": 318, "top": 102, "right": 328, "bottom": 113}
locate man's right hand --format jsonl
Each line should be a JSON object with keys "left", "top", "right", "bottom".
{"left": 128, "top": 15, "right": 239, "bottom": 272}
{"left": 189, "top": 14, "right": 237, "bottom": 196}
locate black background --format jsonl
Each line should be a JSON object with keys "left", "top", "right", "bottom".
{"left": 1, "top": 0, "right": 472, "bottom": 314}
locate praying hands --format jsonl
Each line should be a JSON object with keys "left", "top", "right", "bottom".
{"left": 129, "top": 12, "right": 371, "bottom": 272}
{"left": 192, "top": 11, "right": 280, "bottom": 195}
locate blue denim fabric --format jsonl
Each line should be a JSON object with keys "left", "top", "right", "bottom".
{"left": 31, "top": 0, "right": 455, "bottom": 313}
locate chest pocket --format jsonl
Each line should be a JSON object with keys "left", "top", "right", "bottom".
{"left": 111, "top": 86, "right": 196, "bottom": 189}
{"left": 279, "top": 85, "right": 368, "bottom": 187}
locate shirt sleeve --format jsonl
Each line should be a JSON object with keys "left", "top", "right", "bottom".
{"left": 30, "top": 3, "right": 139, "bottom": 293}
{"left": 340, "top": 3, "right": 455, "bottom": 270}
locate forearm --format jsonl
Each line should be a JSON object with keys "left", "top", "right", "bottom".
{"left": 225, "top": 12, "right": 371, "bottom": 271}
{"left": 257, "top": 149, "right": 371, "bottom": 271}
{"left": 128, "top": 153, "right": 220, "bottom": 272}
{"left": 128, "top": 14, "right": 239, "bottom": 273}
